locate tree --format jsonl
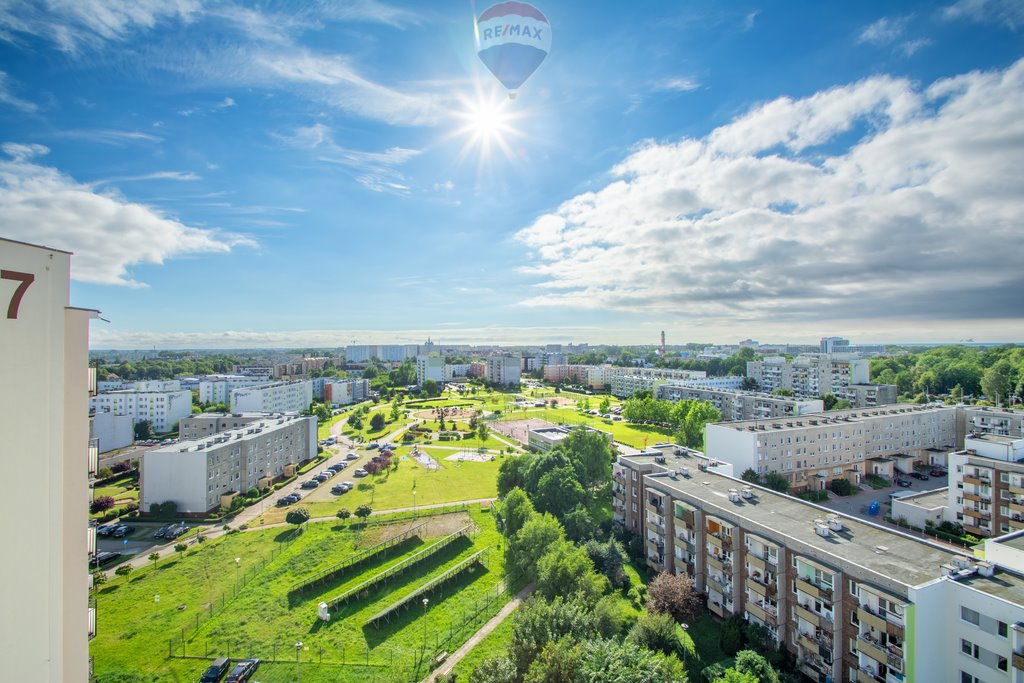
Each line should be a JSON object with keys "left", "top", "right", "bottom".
{"left": 497, "top": 455, "right": 531, "bottom": 496}
{"left": 714, "top": 670, "right": 759, "bottom": 683}
{"left": 678, "top": 401, "right": 721, "bottom": 449}
{"left": 820, "top": 393, "right": 838, "bottom": 411}
{"left": 470, "top": 656, "right": 518, "bottom": 683}
{"left": 114, "top": 564, "right": 134, "bottom": 580}
{"left": 286, "top": 506, "right": 310, "bottom": 527}
{"left": 355, "top": 504, "right": 372, "bottom": 520}
{"left": 423, "top": 379, "right": 440, "bottom": 397}
{"left": 627, "top": 611, "right": 680, "bottom": 656}
{"left": 91, "top": 496, "right": 115, "bottom": 514}
{"left": 740, "top": 376, "right": 759, "bottom": 391}
{"left": 558, "top": 425, "right": 615, "bottom": 491}
{"left": 719, "top": 614, "right": 745, "bottom": 655}
{"left": 508, "top": 596, "right": 598, "bottom": 676}
{"left": 174, "top": 542, "right": 188, "bottom": 557}
{"left": 362, "top": 366, "right": 378, "bottom": 379}
{"left": 982, "top": 361, "right": 1014, "bottom": 405}
{"left": 501, "top": 488, "right": 535, "bottom": 538}
{"left": 390, "top": 399, "right": 402, "bottom": 422}
{"left": 336, "top": 508, "right": 351, "bottom": 522}
{"left": 646, "top": 571, "right": 703, "bottom": 624}
{"left": 763, "top": 472, "right": 790, "bottom": 494}
{"left": 578, "top": 398, "right": 590, "bottom": 412}
{"left": 347, "top": 412, "right": 364, "bottom": 431}
{"left": 90, "top": 570, "right": 108, "bottom": 588}
{"left": 536, "top": 539, "right": 604, "bottom": 602}
{"left": 97, "top": 466, "right": 114, "bottom": 479}
{"left": 740, "top": 468, "right": 759, "bottom": 484}
{"left": 584, "top": 538, "right": 628, "bottom": 588}
{"left": 599, "top": 397, "right": 611, "bottom": 414}
{"left": 133, "top": 419, "right": 153, "bottom": 441}
{"left": 509, "top": 513, "right": 565, "bottom": 581}
{"left": 524, "top": 638, "right": 580, "bottom": 683}
{"left": 770, "top": 388, "right": 795, "bottom": 397}
{"left": 734, "top": 650, "right": 779, "bottom": 683}
{"left": 533, "top": 466, "right": 586, "bottom": 519}
{"left": 562, "top": 505, "right": 596, "bottom": 543}
{"left": 477, "top": 421, "right": 490, "bottom": 442}
{"left": 370, "top": 412, "right": 385, "bottom": 431}
{"left": 578, "top": 638, "right": 686, "bottom": 683}
{"left": 148, "top": 552, "right": 160, "bottom": 566}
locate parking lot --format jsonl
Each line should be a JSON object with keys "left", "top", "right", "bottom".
{"left": 820, "top": 469, "right": 949, "bottom": 523}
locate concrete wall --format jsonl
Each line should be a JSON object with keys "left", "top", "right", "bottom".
{"left": 91, "top": 411, "right": 134, "bottom": 452}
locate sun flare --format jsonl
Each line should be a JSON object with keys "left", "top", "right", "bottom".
{"left": 451, "top": 88, "right": 526, "bottom": 169}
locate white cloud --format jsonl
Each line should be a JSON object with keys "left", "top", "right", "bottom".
{"left": 278, "top": 122, "right": 421, "bottom": 193}
{"left": 514, "top": 60, "right": 1024, "bottom": 333}
{"left": 0, "top": 143, "right": 252, "bottom": 286}
{"left": 96, "top": 171, "right": 201, "bottom": 184}
{"left": 654, "top": 77, "right": 701, "bottom": 93}
{"left": 857, "top": 17, "right": 907, "bottom": 45}
{"left": 216, "top": 96, "right": 235, "bottom": 108}
{"left": 943, "top": 0, "right": 1024, "bottom": 30}
{"left": 57, "top": 129, "right": 163, "bottom": 145}
{"left": 0, "top": 70, "right": 36, "bottom": 111}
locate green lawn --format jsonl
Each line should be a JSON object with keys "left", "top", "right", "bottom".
{"left": 257, "top": 446, "right": 501, "bottom": 524}
{"left": 90, "top": 475, "right": 139, "bottom": 519}
{"left": 494, "top": 407, "right": 675, "bottom": 449}
{"left": 92, "top": 510, "right": 509, "bottom": 683}
{"left": 450, "top": 610, "right": 516, "bottom": 678}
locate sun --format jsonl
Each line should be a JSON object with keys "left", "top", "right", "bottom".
{"left": 449, "top": 87, "right": 526, "bottom": 170}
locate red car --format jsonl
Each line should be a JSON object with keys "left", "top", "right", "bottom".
{"left": 930, "top": 468, "right": 946, "bottom": 477}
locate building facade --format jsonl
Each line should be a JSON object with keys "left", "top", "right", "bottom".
{"left": 416, "top": 354, "right": 448, "bottom": 385}
{"left": 616, "top": 448, "right": 1024, "bottom": 683}
{"left": 90, "top": 410, "right": 134, "bottom": 453}
{"left": 230, "top": 380, "right": 313, "bottom": 414}
{"left": 486, "top": 354, "right": 521, "bottom": 386}
{"left": 91, "top": 385, "right": 193, "bottom": 433}
{"left": 198, "top": 375, "right": 272, "bottom": 404}
{"left": 1, "top": 238, "right": 97, "bottom": 681}
{"left": 746, "top": 354, "right": 896, "bottom": 407}
{"left": 178, "top": 412, "right": 283, "bottom": 440}
{"left": 322, "top": 378, "right": 370, "bottom": 406}
{"left": 657, "top": 384, "right": 824, "bottom": 421}
{"left": 141, "top": 414, "right": 317, "bottom": 513}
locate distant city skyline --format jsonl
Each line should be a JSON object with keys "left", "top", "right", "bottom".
{"left": 1, "top": 1, "right": 1022, "bottom": 348}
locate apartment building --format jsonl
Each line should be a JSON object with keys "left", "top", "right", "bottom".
{"left": 91, "top": 384, "right": 192, "bottom": 433}
{"left": 141, "top": 414, "right": 317, "bottom": 513}
{"left": 274, "top": 357, "right": 329, "bottom": 379}
{"left": 1, "top": 238, "right": 98, "bottom": 681}
{"left": 469, "top": 361, "right": 487, "bottom": 378}
{"left": 416, "top": 354, "right": 449, "bottom": 385}
{"left": 486, "top": 354, "right": 521, "bottom": 386}
{"left": 943, "top": 434, "right": 1024, "bottom": 538}
{"left": 322, "top": 378, "right": 369, "bottom": 406}
{"left": 706, "top": 404, "right": 960, "bottom": 491}
{"left": 230, "top": 380, "right": 313, "bottom": 414}
{"left": 617, "top": 449, "right": 1024, "bottom": 683}
{"left": 657, "top": 385, "right": 824, "bottom": 421}
{"left": 90, "top": 410, "right": 134, "bottom": 452}
{"left": 543, "top": 363, "right": 590, "bottom": 384}
{"left": 232, "top": 364, "right": 274, "bottom": 378}
{"left": 964, "top": 406, "right": 1024, "bottom": 438}
{"left": 747, "top": 354, "right": 896, "bottom": 408}
{"left": 179, "top": 412, "right": 286, "bottom": 440}
{"left": 847, "top": 383, "right": 899, "bottom": 408}
{"left": 198, "top": 375, "right": 271, "bottom": 404}
{"left": 675, "top": 376, "right": 746, "bottom": 391}
{"left": 604, "top": 366, "right": 708, "bottom": 397}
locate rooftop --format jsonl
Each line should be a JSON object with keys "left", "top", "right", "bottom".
{"left": 894, "top": 488, "right": 948, "bottom": 509}
{"left": 644, "top": 467, "right": 970, "bottom": 588}
{"left": 957, "top": 568, "right": 1024, "bottom": 604}
{"left": 151, "top": 414, "right": 311, "bottom": 454}
{"left": 718, "top": 403, "right": 955, "bottom": 431}
{"left": 967, "top": 433, "right": 1024, "bottom": 446}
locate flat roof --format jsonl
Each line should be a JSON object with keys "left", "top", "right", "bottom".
{"left": 994, "top": 532, "right": 1024, "bottom": 553}
{"left": 645, "top": 468, "right": 969, "bottom": 588}
{"left": 894, "top": 488, "right": 948, "bottom": 509}
{"left": 150, "top": 415, "right": 310, "bottom": 454}
{"left": 968, "top": 433, "right": 1024, "bottom": 445}
{"left": 958, "top": 568, "right": 1024, "bottom": 604}
{"left": 718, "top": 403, "right": 954, "bottom": 431}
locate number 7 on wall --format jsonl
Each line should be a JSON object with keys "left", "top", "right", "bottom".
{"left": 1, "top": 270, "right": 35, "bottom": 319}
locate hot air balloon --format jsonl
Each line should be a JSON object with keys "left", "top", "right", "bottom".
{"left": 475, "top": 1, "right": 551, "bottom": 99}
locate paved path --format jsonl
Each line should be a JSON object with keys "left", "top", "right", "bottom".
{"left": 425, "top": 582, "right": 535, "bottom": 682}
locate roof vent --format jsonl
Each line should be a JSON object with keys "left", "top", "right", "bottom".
{"left": 729, "top": 488, "right": 740, "bottom": 503}
{"left": 741, "top": 487, "right": 753, "bottom": 499}
{"left": 827, "top": 515, "right": 844, "bottom": 532}
{"left": 814, "top": 520, "right": 831, "bottom": 537}
{"left": 875, "top": 545, "right": 889, "bottom": 554}
{"left": 977, "top": 561, "right": 995, "bottom": 578}
{"left": 952, "top": 556, "right": 972, "bottom": 570}
{"left": 680, "top": 467, "right": 690, "bottom": 478}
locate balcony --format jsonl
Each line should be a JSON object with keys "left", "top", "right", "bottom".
{"left": 1010, "top": 500, "right": 1024, "bottom": 514}
{"left": 706, "top": 575, "right": 730, "bottom": 596}
{"left": 1009, "top": 482, "right": 1024, "bottom": 496}
{"left": 963, "top": 475, "right": 985, "bottom": 486}
{"left": 857, "top": 634, "right": 889, "bottom": 665}
{"left": 747, "top": 577, "right": 768, "bottom": 597}
{"left": 797, "top": 631, "right": 826, "bottom": 653}
{"left": 799, "top": 657, "right": 831, "bottom": 682}
{"left": 858, "top": 665, "right": 885, "bottom": 683}
{"left": 747, "top": 553, "right": 766, "bottom": 572}
{"left": 963, "top": 492, "right": 984, "bottom": 503}
{"left": 1012, "top": 651, "right": 1024, "bottom": 671}
{"left": 707, "top": 554, "right": 732, "bottom": 573}
{"left": 708, "top": 600, "right": 727, "bottom": 618}
{"left": 674, "top": 506, "right": 695, "bottom": 528}
{"left": 796, "top": 603, "right": 831, "bottom": 632}
{"left": 796, "top": 576, "right": 833, "bottom": 602}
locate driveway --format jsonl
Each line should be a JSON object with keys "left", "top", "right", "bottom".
{"left": 819, "top": 471, "right": 949, "bottom": 523}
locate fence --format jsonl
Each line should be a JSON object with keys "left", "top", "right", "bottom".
{"left": 168, "top": 569, "right": 528, "bottom": 683}
{"left": 290, "top": 521, "right": 427, "bottom": 593}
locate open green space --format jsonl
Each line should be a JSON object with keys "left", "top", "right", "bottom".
{"left": 91, "top": 509, "right": 508, "bottom": 683}
{"left": 258, "top": 447, "right": 501, "bottom": 524}
{"left": 496, "top": 406, "right": 675, "bottom": 449}
{"left": 90, "top": 475, "right": 139, "bottom": 519}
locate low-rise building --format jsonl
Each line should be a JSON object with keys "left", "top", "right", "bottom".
{"left": 90, "top": 411, "right": 134, "bottom": 453}
{"left": 230, "top": 380, "right": 312, "bottom": 414}
{"left": 946, "top": 434, "right": 1024, "bottom": 538}
{"left": 141, "top": 414, "right": 316, "bottom": 514}
{"left": 964, "top": 406, "right": 1024, "bottom": 438}
{"left": 657, "top": 385, "right": 824, "bottom": 421}
{"left": 527, "top": 425, "right": 613, "bottom": 452}
{"left": 617, "top": 449, "right": 1024, "bottom": 683}
{"left": 322, "top": 378, "right": 369, "bottom": 406}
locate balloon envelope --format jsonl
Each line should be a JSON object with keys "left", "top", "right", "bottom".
{"left": 476, "top": 1, "right": 551, "bottom": 95}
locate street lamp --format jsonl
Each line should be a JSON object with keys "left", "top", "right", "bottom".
{"left": 295, "top": 641, "right": 303, "bottom": 683}
{"left": 421, "top": 598, "right": 429, "bottom": 654}
{"left": 234, "top": 557, "right": 240, "bottom": 590}
{"left": 680, "top": 623, "right": 689, "bottom": 665}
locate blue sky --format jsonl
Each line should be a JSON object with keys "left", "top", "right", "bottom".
{"left": 1, "top": 0, "right": 1022, "bottom": 348}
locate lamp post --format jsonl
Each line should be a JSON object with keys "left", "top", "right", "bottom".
{"left": 680, "top": 623, "right": 689, "bottom": 665}
{"left": 295, "top": 641, "right": 303, "bottom": 683}
{"left": 421, "top": 598, "right": 429, "bottom": 656}
{"left": 234, "top": 557, "right": 240, "bottom": 591}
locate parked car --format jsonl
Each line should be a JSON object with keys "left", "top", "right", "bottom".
{"left": 930, "top": 468, "right": 946, "bottom": 477}
{"left": 341, "top": 481, "right": 354, "bottom": 489}
{"left": 367, "top": 443, "right": 379, "bottom": 450}
{"left": 301, "top": 479, "right": 319, "bottom": 489}
{"left": 910, "top": 471, "right": 924, "bottom": 479}
{"left": 199, "top": 657, "right": 231, "bottom": 683}
{"left": 93, "top": 551, "right": 122, "bottom": 567}
{"left": 277, "top": 496, "right": 296, "bottom": 506}
{"left": 329, "top": 464, "right": 345, "bottom": 472}
{"left": 895, "top": 478, "right": 912, "bottom": 487}
{"left": 224, "top": 659, "right": 260, "bottom": 683}
{"left": 354, "top": 468, "right": 368, "bottom": 478}
{"left": 166, "top": 524, "right": 190, "bottom": 539}
{"left": 154, "top": 525, "right": 172, "bottom": 539}
{"left": 331, "top": 484, "right": 350, "bottom": 494}
{"left": 346, "top": 452, "right": 359, "bottom": 460}
{"left": 111, "top": 524, "right": 134, "bottom": 538}
{"left": 96, "top": 524, "right": 119, "bottom": 537}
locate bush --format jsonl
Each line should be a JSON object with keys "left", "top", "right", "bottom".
{"left": 97, "top": 466, "right": 114, "bottom": 479}
{"left": 719, "top": 614, "right": 745, "bottom": 656}
{"left": 91, "top": 496, "right": 116, "bottom": 514}
{"left": 286, "top": 507, "right": 311, "bottom": 526}
{"left": 829, "top": 478, "right": 856, "bottom": 496}
{"left": 245, "top": 487, "right": 259, "bottom": 498}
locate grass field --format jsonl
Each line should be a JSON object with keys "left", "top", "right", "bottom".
{"left": 92, "top": 509, "right": 508, "bottom": 683}
{"left": 257, "top": 446, "right": 502, "bottom": 524}
{"left": 90, "top": 475, "right": 139, "bottom": 519}
{"left": 494, "top": 407, "right": 674, "bottom": 449}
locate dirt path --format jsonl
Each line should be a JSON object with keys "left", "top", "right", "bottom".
{"left": 425, "top": 582, "right": 535, "bottom": 682}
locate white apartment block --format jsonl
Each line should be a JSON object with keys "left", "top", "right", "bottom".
{"left": 416, "top": 354, "right": 449, "bottom": 385}
{"left": 657, "top": 384, "right": 824, "bottom": 421}
{"left": 323, "top": 378, "right": 370, "bottom": 406}
{"left": 615, "top": 448, "right": 1024, "bottom": 683}
{"left": 449, "top": 363, "right": 471, "bottom": 377}
{"left": 707, "top": 404, "right": 959, "bottom": 491}
{"left": 486, "top": 354, "right": 521, "bottom": 386}
{"left": 965, "top": 406, "right": 1024, "bottom": 438}
{"left": 747, "top": 354, "right": 896, "bottom": 407}
{"left": 527, "top": 425, "right": 613, "bottom": 452}
{"left": 179, "top": 412, "right": 285, "bottom": 440}
{"left": 232, "top": 364, "right": 274, "bottom": 378}
{"left": 199, "top": 375, "right": 272, "bottom": 404}
{"left": 1, "top": 238, "right": 97, "bottom": 681}
{"left": 230, "top": 380, "right": 313, "bottom": 414}
{"left": 676, "top": 376, "right": 746, "bottom": 391}
{"left": 91, "top": 387, "right": 193, "bottom": 433}
{"left": 942, "top": 434, "right": 1024, "bottom": 538}
{"left": 345, "top": 345, "right": 374, "bottom": 362}
{"left": 141, "top": 414, "right": 317, "bottom": 513}
{"left": 604, "top": 366, "right": 708, "bottom": 396}
{"left": 90, "top": 411, "right": 134, "bottom": 453}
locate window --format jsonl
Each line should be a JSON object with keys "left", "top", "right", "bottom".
{"left": 998, "top": 656, "right": 1008, "bottom": 672}
{"left": 960, "top": 638, "right": 979, "bottom": 659}
{"left": 961, "top": 607, "right": 980, "bottom": 626}
{"left": 998, "top": 620, "right": 1008, "bottom": 637}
